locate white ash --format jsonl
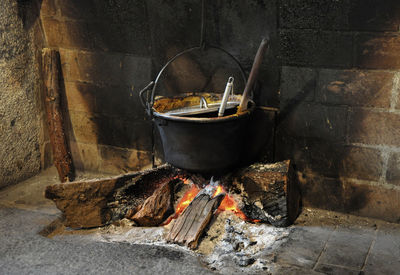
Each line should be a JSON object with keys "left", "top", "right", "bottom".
{"left": 90, "top": 212, "right": 291, "bottom": 274}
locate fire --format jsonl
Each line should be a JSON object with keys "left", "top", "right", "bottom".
{"left": 175, "top": 184, "right": 200, "bottom": 215}
{"left": 212, "top": 185, "right": 249, "bottom": 221}
{"left": 165, "top": 177, "right": 259, "bottom": 224}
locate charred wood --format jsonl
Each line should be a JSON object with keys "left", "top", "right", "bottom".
{"left": 42, "top": 48, "right": 74, "bottom": 182}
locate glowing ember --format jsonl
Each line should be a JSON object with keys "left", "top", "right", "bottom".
{"left": 165, "top": 179, "right": 259, "bottom": 225}
{"left": 175, "top": 184, "right": 200, "bottom": 215}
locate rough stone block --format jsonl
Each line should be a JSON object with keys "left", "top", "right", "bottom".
{"left": 279, "top": 0, "right": 351, "bottom": 30}
{"left": 58, "top": 0, "right": 96, "bottom": 20}
{"left": 69, "top": 141, "right": 101, "bottom": 171}
{"left": 68, "top": 111, "right": 99, "bottom": 144}
{"left": 98, "top": 145, "right": 152, "bottom": 174}
{"left": 64, "top": 81, "right": 96, "bottom": 113}
{"left": 280, "top": 66, "right": 316, "bottom": 102}
{"left": 242, "top": 107, "right": 276, "bottom": 163}
{"left": 69, "top": 111, "right": 152, "bottom": 151}
{"left": 349, "top": 0, "right": 400, "bottom": 31}
{"left": 278, "top": 102, "right": 348, "bottom": 142}
{"left": 278, "top": 139, "right": 383, "bottom": 180}
{"left": 42, "top": 18, "right": 93, "bottom": 49}
{"left": 59, "top": 50, "right": 122, "bottom": 84}
{"left": 299, "top": 176, "right": 346, "bottom": 212}
{"left": 64, "top": 81, "right": 147, "bottom": 119}
{"left": 300, "top": 175, "right": 400, "bottom": 223}
{"left": 339, "top": 146, "right": 383, "bottom": 181}
{"left": 59, "top": 49, "right": 152, "bottom": 87}
{"left": 121, "top": 55, "right": 152, "bottom": 87}
{"left": 205, "top": 0, "right": 280, "bottom": 107}
{"left": 316, "top": 69, "right": 394, "bottom": 108}
{"left": 95, "top": 117, "right": 152, "bottom": 151}
{"left": 355, "top": 33, "right": 400, "bottom": 69}
{"left": 348, "top": 109, "right": 400, "bottom": 146}
{"left": 40, "top": 0, "right": 57, "bottom": 17}
{"left": 386, "top": 152, "right": 400, "bottom": 186}
{"left": 280, "top": 29, "right": 353, "bottom": 68}
{"left": 280, "top": 0, "right": 400, "bottom": 32}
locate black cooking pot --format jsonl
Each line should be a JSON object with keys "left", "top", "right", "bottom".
{"left": 139, "top": 46, "right": 254, "bottom": 172}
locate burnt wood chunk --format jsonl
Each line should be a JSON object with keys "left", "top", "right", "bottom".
{"left": 45, "top": 165, "right": 182, "bottom": 228}
{"left": 129, "top": 180, "right": 174, "bottom": 226}
{"left": 167, "top": 192, "right": 223, "bottom": 249}
{"left": 42, "top": 48, "right": 74, "bottom": 182}
{"left": 233, "top": 160, "right": 301, "bottom": 227}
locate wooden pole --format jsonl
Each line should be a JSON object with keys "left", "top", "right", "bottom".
{"left": 42, "top": 48, "right": 74, "bottom": 182}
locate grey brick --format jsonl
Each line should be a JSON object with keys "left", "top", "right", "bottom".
{"left": 281, "top": 66, "right": 316, "bottom": 102}
{"left": 348, "top": 109, "right": 400, "bottom": 147}
{"left": 355, "top": 33, "right": 400, "bottom": 70}
{"left": 316, "top": 69, "right": 394, "bottom": 108}
{"left": 280, "top": 29, "right": 353, "bottom": 68}
{"left": 386, "top": 152, "right": 400, "bottom": 186}
{"left": 278, "top": 102, "right": 347, "bottom": 142}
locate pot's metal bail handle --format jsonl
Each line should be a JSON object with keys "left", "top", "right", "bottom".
{"left": 139, "top": 81, "right": 155, "bottom": 115}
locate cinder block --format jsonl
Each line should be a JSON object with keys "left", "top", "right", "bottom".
{"left": 299, "top": 175, "right": 400, "bottom": 222}
{"left": 281, "top": 66, "right": 316, "bottom": 102}
{"left": 348, "top": 109, "right": 400, "bottom": 146}
{"left": 278, "top": 101, "right": 348, "bottom": 142}
{"left": 42, "top": 18, "right": 94, "bottom": 49}
{"left": 40, "top": 0, "right": 57, "bottom": 17}
{"left": 280, "top": 29, "right": 353, "bottom": 68}
{"left": 355, "top": 33, "right": 400, "bottom": 69}
{"left": 386, "top": 152, "right": 400, "bottom": 186}
{"left": 339, "top": 146, "right": 384, "bottom": 181}
{"left": 279, "top": 0, "right": 351, "bottom": 30}
{"left": 64, "top": 81, "right": 96, "bottom": 113}
{"left": 98, "top": 145, "right": 152, "bottom": 174}
{"left": 58, "top": 0, "right": 96, "bottom": 20}
{"left": 349, "top": 0, "right": 400, "bottom": 31}
{"left": 69, "top": 141, "right": 101, "bottom": 171}
{"left": 68, "top": 111, "right": 99, "bottom": 144}
{"left": 316, "top": 69, "right": 394, "bottom": 108}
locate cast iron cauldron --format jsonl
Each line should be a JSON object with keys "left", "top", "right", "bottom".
{"left": 139, "top": 46, "right": 256, "bottom": 172}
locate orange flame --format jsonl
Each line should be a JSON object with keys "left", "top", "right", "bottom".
{"left": 175, "top": 184, "right": 200, "bottom": 215}
{"left": 164, "top": 179, "right": 260, "bottom": 225}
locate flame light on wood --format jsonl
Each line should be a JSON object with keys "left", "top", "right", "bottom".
{"left": 168, "top": 180, "right": 258, "bottom": 224}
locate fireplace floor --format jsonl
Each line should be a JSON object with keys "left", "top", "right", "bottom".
{"left": 1, "top": 167, "right": 400, "bottom": 274}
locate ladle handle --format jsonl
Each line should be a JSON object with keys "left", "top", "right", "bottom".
{"left": 237, "top": 38, "right": 269, "bottom": 113}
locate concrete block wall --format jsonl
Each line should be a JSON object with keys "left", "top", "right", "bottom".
{"left": 277, "top": 0, "right": 400, "bottom": 222}
{"left": 39, "top": 0, "right": 280, "bottom": 173}
{"left": 40, "top": 0, "right": 154, "bottom": 174}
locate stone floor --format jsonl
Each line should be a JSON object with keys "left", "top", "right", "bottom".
{"left": 0, "top": 167, "right": 399, "bottom": 274}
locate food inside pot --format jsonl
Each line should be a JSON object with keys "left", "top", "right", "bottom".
{"left": 152, "top": 93, "right": 242, "bottom": 117}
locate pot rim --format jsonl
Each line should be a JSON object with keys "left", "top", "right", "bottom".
{"left": 153, "top": 100, "right": 255, "bottom": 123}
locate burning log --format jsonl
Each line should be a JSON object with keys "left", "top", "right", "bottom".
{"left": 128, "top": 179, "right": 175, "bottom": 226}
{"left": 232, "top": 160, "right": 301, "bottom": 227}
{"left": 42, "top": 48, "right": 74, "bottom": 182}
{"left": 45, "top": 165, "right": 184, "bottom": 228}
{"left": 166, "top": 179, "right": 224, "bottom": 249}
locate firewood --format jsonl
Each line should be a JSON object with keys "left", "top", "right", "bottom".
{"left": 166, "top": 180, "right": 224, "bottom": 249}
{"left": 233, "top": 160, "right": 301, "bottom": 227}
{"left": 45, "top": 165, "right": 182, "bottom": 228}
{"left": 42, "top": 48, "right": 74, "bottom": 182}
{"left": 129, "top": 179, "right": 174, "bottom": 226}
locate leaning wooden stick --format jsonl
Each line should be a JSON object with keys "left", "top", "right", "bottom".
{"left": 42, "top": 48, "right": 74, "bottom": 182}
{"left": 237, "top": 37, "right": 269, "bottom": 113}
{"left": 166, "top": 179, "right": 224, "bottom": 249}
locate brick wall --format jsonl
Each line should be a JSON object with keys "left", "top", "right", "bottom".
{"left": 39, "top": 0, "right": 280, "bottom": 174}
{"left": 277, "top": 0, "right": 400, "bottom": 222}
